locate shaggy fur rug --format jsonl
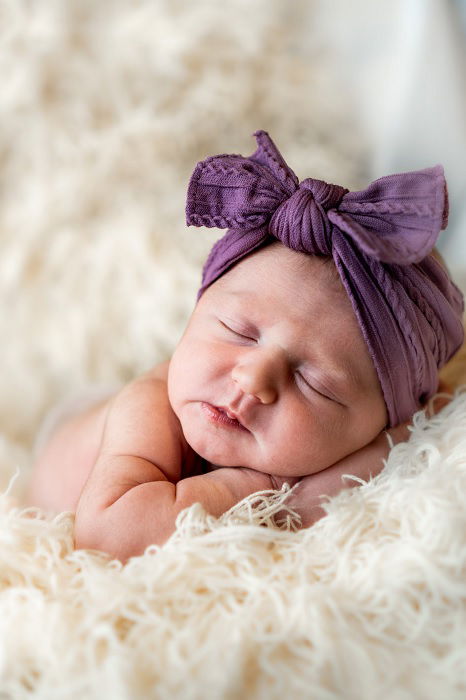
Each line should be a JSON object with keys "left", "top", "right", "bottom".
{"left": 2, "top": 394, "right": 466, "bottom": 698}
{"left": 1, "top": 1, "right": 466, "bottom": 697}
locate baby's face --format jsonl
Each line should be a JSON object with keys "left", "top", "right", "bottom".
{"left": 168, "top": 243, "right": 387, "bottom": 477}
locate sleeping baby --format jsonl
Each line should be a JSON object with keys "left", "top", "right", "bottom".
{"left": 27, "top": 131, "right": 464, "bottom": 563}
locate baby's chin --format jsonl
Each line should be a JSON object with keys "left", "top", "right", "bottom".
{"left": 184, "top": 431, "right": 311, "bottom": 477}
{"left": 182, "top": 426, "right": 257, "bottom": 470}
{"left": 185, "top": 435, "right": 253, "bottom": 470}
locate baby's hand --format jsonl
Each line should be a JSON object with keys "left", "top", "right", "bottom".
{"left": 276, "top": 381, "right": 454, "bottom": 528}
{"left": 273, "top": 425, "right": 407, "bottom": 528}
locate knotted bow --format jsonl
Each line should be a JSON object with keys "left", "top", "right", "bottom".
{"left": 185, "top": 131, "right": 463, "bottom": 427}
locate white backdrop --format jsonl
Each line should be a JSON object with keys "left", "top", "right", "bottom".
{"left": 311, "top": 0, "right": 466, "bottom": 272}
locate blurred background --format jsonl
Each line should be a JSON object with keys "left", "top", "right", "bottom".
{"left": 0, "top": 0, "right": 465, "bottom": 484}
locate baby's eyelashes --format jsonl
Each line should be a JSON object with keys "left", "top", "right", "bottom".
{"left": 219, "top": 319, "right": 258, "bottom": 343}
{"left": 294, "top": 371, "right": 338, "bottom": 404}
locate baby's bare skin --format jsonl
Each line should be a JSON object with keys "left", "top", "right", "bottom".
{"left": 28, "top": 362, "right": 198, "bottom": 513}
{"left": 29, "top": 365, "right": 447, "bottom": 558}
{"left": 28, "top": 245, "right": 450, "bottom": 562}
{"left": 28, "top": 397, "right": 110, "bottom": 513}
{"left": 28, "top": 362, "right": 165, "bottom": 513}
{"left": 28, "top": 360, "right": 401, "bottom": 558}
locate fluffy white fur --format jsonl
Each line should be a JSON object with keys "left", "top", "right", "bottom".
{"left": 1, "top": 1, "right": 466, "bottom": 697}
{"left": 2, "top": 395, "right": 466, "bottom": 697}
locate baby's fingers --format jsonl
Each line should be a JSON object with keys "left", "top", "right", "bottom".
{"left": 425, "top": 379, "right": 454, "bottom": 417}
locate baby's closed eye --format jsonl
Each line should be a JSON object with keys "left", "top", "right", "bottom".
{"left": 219, "top": 318, "right": 258, "bottom": 342}
{"left": 294, "top": 371, "right": 339, "bottom": 404}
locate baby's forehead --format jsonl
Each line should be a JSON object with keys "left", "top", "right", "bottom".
{"left": 205, "top": 247, "right": 359, "bottom": 353}
{"left": 222, "top": 243, "right": 348, "bottom": 305}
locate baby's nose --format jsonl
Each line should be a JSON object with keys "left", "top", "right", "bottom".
{"left": 231, "top": 346, "right": 288, "bottom": 404}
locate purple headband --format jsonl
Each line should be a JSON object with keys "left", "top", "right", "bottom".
{"left": 185, "top": 130, "right": 464, "bottom": 427}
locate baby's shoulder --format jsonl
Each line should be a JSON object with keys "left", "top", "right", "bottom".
{"left": 100, "top": 361, "right": 186, "bottom": 481}
{"left": 110, "top": 365, "right": 176, "bottom": 434}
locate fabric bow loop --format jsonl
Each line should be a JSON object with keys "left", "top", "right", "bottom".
{"left": 185, "top": 151, "right": 290, "bottom": 233}
{"left": 329, "top": 168, "right": 449, "bottom": 264}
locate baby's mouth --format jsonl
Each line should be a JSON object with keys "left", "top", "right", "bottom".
{"left": 201, "top": 403, "right": 249, "bottom": 431}
{"left": 220, "top": 406, "right": 240, "bottom": 421}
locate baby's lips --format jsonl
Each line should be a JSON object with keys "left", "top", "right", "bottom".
{"left": 201, "top": 402, "right": 250, "bottom": 432}
{"left": 216, "top": 405, "right": 249, "bottom": 431}
{"left": 220, "top": 405, "right": 244, "bottom": 424}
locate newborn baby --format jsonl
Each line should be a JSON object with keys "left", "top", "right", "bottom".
{"left": 27, "top": 131, "right": 464, "bottom": 562}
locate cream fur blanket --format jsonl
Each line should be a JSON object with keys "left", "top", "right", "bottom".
{"left": 2, "top": 1, "right": 466, "bottom": 697}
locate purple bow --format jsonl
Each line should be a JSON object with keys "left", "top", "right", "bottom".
{"left": 186, "top": 130, "right": 448, "bottom": 266}
{"left": 185, "top": 131, "right": 463, "bottom": 427}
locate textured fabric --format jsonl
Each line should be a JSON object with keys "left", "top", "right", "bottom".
{"left": 186, "top": 131, "right": 464, "bottom": 427}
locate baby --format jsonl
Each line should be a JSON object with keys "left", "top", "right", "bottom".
{"left": 27, "top": 131, "right": 464, "bottom": 562}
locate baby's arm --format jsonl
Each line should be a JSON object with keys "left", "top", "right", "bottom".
{"left": 74, "top": 372, "right": 272, "bottom": 561}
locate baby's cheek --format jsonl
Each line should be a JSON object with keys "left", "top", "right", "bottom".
{"left": 166, "top": 350, "right": 189, "bottom": 415}
{"left": 268, "top": 405, "right": 344, "bottom": 476}
{"left": 192, "top": 342, "right": 235, "bottom": 389}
